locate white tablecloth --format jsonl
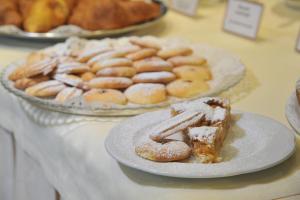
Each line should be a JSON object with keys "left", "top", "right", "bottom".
{"left": 0, "top": 83, "right": 299, "bottom": 200}
{"left": 0, "top": 1, "right": 300, "bottom": 199}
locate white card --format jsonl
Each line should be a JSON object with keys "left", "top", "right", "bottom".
{"left": 223, "top": 0, "right": 264, "bottom": 39}
{"left": 296, "top": 30, "right": 300, "bottom": 53}
{"left": 170, "top": 0, "right": 199, "bottom": 16}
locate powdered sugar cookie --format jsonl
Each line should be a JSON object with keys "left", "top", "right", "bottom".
{"left": 125, "top": 83, "right": 167, "bottom": 104}
{"left": 167, "top": 79, "right": 209, "bottom": 98}
{"left": 25, "top": 80, "right": 66, "bottom": 97}
{"left": 132, "top": 72, "right": 176, "bottom": 84}
{"left": 133, "top": 57, "right": 173, "bottom": 73}
{"left": 80, "top": 72, "right": 96, "bottom": 82}
{"left": 158, "top": 47, "right": 193, "bottom": 59}
{"left": 126, "top": 48, "right": 157, "bottom": 61}
{"left": 53, "top": 74, "right": 83, "bottom": 87}
{"left": 83, "top": 89, "right": 127, "bottom": 105}
{"left": 173, "top": 66, "right": 212, "bottom": 81}
{"left": 14, "top": 75, "right": 49, "bottom": 90}
{"left": 88, "top": 77, "right": 133, "bottom": 89}
{"left": 91, "top": 58, "right": 132, "bottom": 72}
{"left": 55, "top": 87, "right": 83, "bottom": 103}
{"left": 56, "top": 62, "right": 90, "bottom": 74}
{"left": 96, "top": 67, "right": 136, "bottom": 77}
{"left": 167, "top": 56, "right": 207, "bottom": 67}
{"left": 135, "top": 139, "right": 191, "bottom": 162}
{"left": 129, "top": 37, "right": 161, "bottom": 50}
{"left": 87, "top": 50, "right": 128, "bottom": 65}
{"left": 77, "top": 46, "right": 112, "bottom": 63}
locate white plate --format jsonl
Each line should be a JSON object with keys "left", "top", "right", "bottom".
{"left": 105, "top": 110, "right": 295, "bottom": 178}
{"left": 285, "top": 91, "right": 300, "bottom": 135}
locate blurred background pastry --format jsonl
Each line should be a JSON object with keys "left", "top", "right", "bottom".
{"left": 0, "top": 0, "right": 22, "bottom": 27}
{"left": 0, "top": 0, "right": 161, "bottom": 33}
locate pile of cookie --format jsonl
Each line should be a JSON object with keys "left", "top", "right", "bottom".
{"left": 8, "top": 37, "right": 212, "bottom": 106}
{"left": 135, "top": 97, "right": 231, "bottom": 163}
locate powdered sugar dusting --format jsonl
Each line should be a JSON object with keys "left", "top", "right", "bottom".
{"left": 188, "top": 126, "right": 218, "bottom": 144}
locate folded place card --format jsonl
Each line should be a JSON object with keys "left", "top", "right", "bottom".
{"left": 170, "top": 0, "right": 199, "bottom": 16}
{"left": 223, "top": 0, "right": 264, "bottom": 40}
{"left": 296, "top": 30, "right": 300, "bottom": 53}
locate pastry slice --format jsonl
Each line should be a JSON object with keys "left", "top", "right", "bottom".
{"left": 55, "top": 87, "right": 83, "bottom": 103}
{"left": 149, "top": 111, "right": 205, "bottom": 142}
{"left": 188, "top": 126, "right": 225, "bottom": 163}
{"left": 25, "top": 80, "right": 66, "bottom": 97}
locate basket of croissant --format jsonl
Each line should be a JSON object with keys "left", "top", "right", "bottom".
{"left": 0, "top": 0, "right": 166, "bottom": 39}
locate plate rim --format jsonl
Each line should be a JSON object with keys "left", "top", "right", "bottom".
{"left": 285, "top": 91, "right": 300, "bottom": 135}
{"left": 105, "top": 110, "right": 296, "bottom": 178}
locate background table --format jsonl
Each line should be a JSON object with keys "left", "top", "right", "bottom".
{"left": 0, "top": 1, "right": 300, "bottom": 200}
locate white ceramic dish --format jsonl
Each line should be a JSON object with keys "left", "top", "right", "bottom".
{"left": 105, "top": 110, "right": 295, "bottom": 178}
{"left": 285, "top": 91, "right": 300, "bottom": 135}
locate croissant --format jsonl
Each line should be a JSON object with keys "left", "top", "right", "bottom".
{"left": 0, "top": 0, "right": 22, "bottom": 27}
{"left": 68, "top": 0, "right": 160, "bottom": 30}
{"left": 22, "top": 0, "right": 76, "bottom": 32}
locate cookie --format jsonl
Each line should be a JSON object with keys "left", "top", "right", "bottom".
{"left": 129, "top": 37, "right": 161, "bottom": 50}
{"left": 173, "top": 66, "right": 212, "bottom": 81}
{"left": 14, "top": 75, "right": 49, "bottom": 90}
{"left": 91, "top": 58, "right": 132, "bottom": 72}
{"left": 132, "top": 72, "right": 176, "bottom": 84}
{"left": 157, "top": 47, "right": 193, "bottom": 59}
{"left": 83, "top": 88, "right": 127, "bottom": 105}
{"left": 135, "top": 140, "right": 191, "bottom": 162}
{"left": 88, "top": 77, "right": 133, "bottom": 89}
{"left": 77, "top": 46, "right": 112, "bottom": 63}
{"left": 80, "top": 72, "right": 96, "bottom": 82}
{"left": 9, "top": 58, "right": 57, "bottom": 81}
{"left": 166, "top": 79, "right": 209, "bottom": 98}
{"left": 53, "top": 74, "right": 83, "bottom": 87}
{"left": 126, "top": 48, "right": 157, "bottom": 61}
{"left": 25, "top": 80, "right": 66, "bottom": 97}
{"left": 96, "top": 67, "right": 136, "bottom": 77}
{"left": 133, "top": 57, "right": 173, "bottom": 73}
{"left": 167, "top": 56, "right": 207, "bottom": 67}
{"left": 56, "top": 62, "right": 90, "bottom": 74}
{"left": 87, "top": 50, "right": 128, "bottom": 65}
{"left": 125, "top": 83, "right": 167, "bottom": 104}
{"left": 55, "top": 87, "right": 83, "bottom": 103}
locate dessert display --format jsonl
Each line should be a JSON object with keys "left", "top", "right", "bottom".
{"left": 6, "top": 36, "right": 213, "bottom": 107}
{"left": 0, "top": 0, "right": 162, "bottom": 33}
{"left": 135, "top": 97, "right": 231, "bottom": 163}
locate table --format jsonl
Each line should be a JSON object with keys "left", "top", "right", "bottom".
{"left": 0, "top": 1, "right": 299, "bottom": 200}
